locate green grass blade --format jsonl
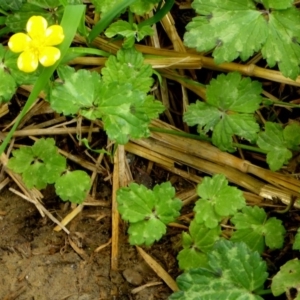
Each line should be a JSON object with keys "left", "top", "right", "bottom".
{"left": 138, "top": 0, "right": 174, "bottom": 28}
{"left": 0, "top": 5, "right": 85, "bottom": 155}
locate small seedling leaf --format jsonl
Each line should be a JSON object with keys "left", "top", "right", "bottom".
{"left": 184, "top": 72, "right": 261, "bottom": 151}
{"left": 55, "top": 170, "right": 90, "bottom": 204}
{"left": 8, "top": 138, "right": 66, "bottom": 189}
{"left": 194, "top": 174, "right": 246, "bottom": 228}
{"left": 128, "top": 218, "right": 166, "bottom": 246}
{"left": 271, "top": 259, "right": 300, "bottom": 297}
{"left": 231, "top": 206, "right": 285, "bottom": 253}
{"left": 177, "top": 220, "right": 221, "bottom": 270}
{"left": 117, "top": 182, "right": 182, "bottom": 245}
{"left": 257, "top": 122, "right": 300, "bottom": 171}
{"left": 170, "top": 240, "right": 268, "bottom": 300}
{"left": 105, "top": 20, "right": 153, "bottom": 48}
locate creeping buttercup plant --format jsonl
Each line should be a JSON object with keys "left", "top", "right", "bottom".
{"left": 1, "top": 1, "right": 300, "bottom": 299}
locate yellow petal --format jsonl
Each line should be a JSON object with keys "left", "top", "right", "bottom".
{"left": 39, "top": 46, "right": 61, "bottom": 67}
{"left": 45, "top": 25, "right": 64, "bottom": 46}
{"left": 8, "top": 33, "right": 31, "bottom": 53}
{"left": 26, "top": 16, "right": 47, "bottom": 40}
{"left": 17, "top": 51, "right": 39, "bottom": 73}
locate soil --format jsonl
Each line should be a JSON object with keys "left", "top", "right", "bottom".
{"left": 0, "top": 187, "right": 177, "bottom": 300}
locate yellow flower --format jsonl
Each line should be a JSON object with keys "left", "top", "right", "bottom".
{"left": 8, "top": 16, "right": 64, "bottom": 73}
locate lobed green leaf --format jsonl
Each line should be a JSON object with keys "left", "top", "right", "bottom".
{"left": 55, "top": 170, "right": 90, "bottom": 204}
{"left": 117, "top": 182, "right": 182, "bottom": 245}
{"left": 271, "top": 259, "right": 300, "bottom": 297}
{"left": 184, "top": 72, "right": 261, "bottom": 151}
{"left": 194, "top": 174, "right": 246, "bottom": 228}
{"left": 257, "top": 122, "right": 297, "bottom": 171}
{"left": 170, "top": 240, "right": 268, "bottom": 300}
{"left": 231, "top": 206, "right": 285, "bottom": 253}
{"left": 177, "top": 220, "right": 221, "bottom": 270}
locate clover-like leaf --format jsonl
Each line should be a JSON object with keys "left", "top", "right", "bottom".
{"left": 177, "top": 220, "right": 221, "bottom": 270}
{"left": 231, "top": 206, "right": 286, "bottom": 253}
{"left": 170, "top": 240, "right": 268, "bottom": 300}
{"left": 184, "top": 72, "right": 261, "bottom": 151}
{"left": 271, "top": 259, "right": 300, "bottom": 298}
{"left": 184, "top": 0, "right": 300, "bottom": 79}
{"left": 257, "top": 122, "right": 300, "bottom": 171}
{"left": 7, "top": 138, "right": 66, "bottom": 189}
{"left": 117, "top": 182, "right": 182, "bottom": 246}
{"left": 55, "top": 170, "right": 90, "bottom": 204}
{"left": 194, "top": 174, "right": 246, "bottom": 228}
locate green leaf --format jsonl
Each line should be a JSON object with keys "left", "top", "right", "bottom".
{"left": 27, "top": 0, "right": 61, "bottom": 8}
{"left": 55, "top": 170, "right": 90, "bottom": 204}
{"left": 257, "top": 122, "right": 296, "bottom": 171}
{"left": 0, "top": 0, "right": 24, "bottom": 11}
{"left": 90, "top": 0, "right": 123, "bottom": 14}
{"left": 49, "top": 50, "right": 164, "bottom": 144}
{"left": 49, "top": 65, "right": 102, "bottom": 115}
{"left": 170, "top": 240, "right": 268, "bottom": 300}
{"left": 271, "top": 259, "right": 300, "bottom": 297}
{"left": 130, "top": 0, "right": 160, "bottom": 15}
{"left": 101, "top": 48, "right": 154, "bottom": 94}
{"left": 5, "top": 3, "right": 60, "bottom": 32}
{"left": 4, "top": 49, "right": 40, "bottom": 86}
{"left": 231, "top": 206, "right": 285, "bottom": 253}
{"left": 97, "top": 83, "right": 163, "bottom": 144}
{"left": 194, "top": 174, "right": 246, "bottom": 228}
{"left": 0, "top": 4, "right": 86, "bottom": 156}
{"left": 184, "top": 1, "right": 267, "bottom": 63}
{"left": 184, "top": 0, "right": 300, "bottom": 79}
{"left": 105, "top": 20, "right": 154, "bottom": 48}
{"left": 7, "top": 147, "right": 33, "bottom": 174}
{"left": 293, "top": 228, "right": 300, "bottom": 251}
{"left": 261, "top": 0, "right": 293, "bottom": 10}
{"left": 184, "top": 72, "right": 261, "bottom": 151}
{"left": 128, "top": 218, "right": 167, "bottom": 246}
{"left": 261, "top": 8, "right": 300, "bottom": 80}
{"left": 283, "top": 123, "right": 300, "bottom": 150}
{"left": 7, "top": 138, "right": 66, "bottom": 189}
{"left": 0, "top": 65, "right": 17, "bottom": 103}
{"left": 117, "top": 182, "right": 182, "bottom": 245}
{"left": 0, "top": 45, "right": 40, "bottom": 103}
{"left": 177, "top": 220, "right": 221, "bottom": 270}
{"left": 49, "top": 67, "right": 164, "bottom": 144}
{"left": 91, "top": 0, "right": 159, "bottom": 15}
